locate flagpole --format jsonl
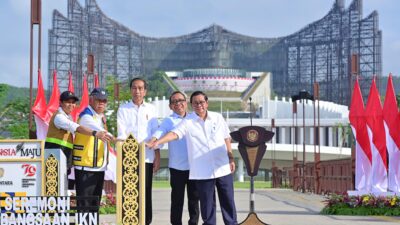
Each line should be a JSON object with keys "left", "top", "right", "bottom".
{"left": 29, "top": 0, "right": 41, "bottom": 138}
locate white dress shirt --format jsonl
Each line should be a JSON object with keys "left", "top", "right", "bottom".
{"left": 54, "top": 107, "right": 80, "bottom": 134}
{"left": 153, "top": 112, "right": 189, "bottom": 170}
{"left": 117, "top": 101, "right": 158, "bottom": 163}
{"left": 172, "top": 111, "right": 231, "bottom": 180}
{"left": 74, "top": 106, "right": 108, "bottom": 172}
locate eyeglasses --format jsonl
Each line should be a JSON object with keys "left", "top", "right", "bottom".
{"left": 171, "top": 99, "right": 186, "bottom": 105}
{"left": 192, "top": 100, "right": 207, "bottom": 106}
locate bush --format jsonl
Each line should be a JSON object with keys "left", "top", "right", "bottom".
{"left": 321, "top": 193, "right": 400, "bottom": 215}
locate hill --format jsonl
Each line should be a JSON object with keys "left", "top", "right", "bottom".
{"left": 0, "top": 83, "right": 31, "bottom": 109}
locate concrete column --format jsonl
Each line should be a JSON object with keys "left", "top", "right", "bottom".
{"left": 328, "top": 127, "right": 333, "bottom": 146}
{"left": 319, "top": 127, "right": 324, "bottom": 146}
{"left": 309, "top": 127, "right": 314, "bottom": 145}
{"left": 338, "top": 126, "right": 343, "bottom": 147}
{"left": 300, "top": 128, "right": 304, "bottom": 145}
{"left": 238, "top": 158, "right": 244, "bottom": 182}
{"left": 281, "top": 127, "right": 286, "bottom": 144}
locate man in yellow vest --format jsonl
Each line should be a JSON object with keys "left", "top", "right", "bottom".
{"left": 45, "top": 90, "right": 110, "bottom": 189}
{"left": 73, "top": 87, "right": 114, "bottom": 213}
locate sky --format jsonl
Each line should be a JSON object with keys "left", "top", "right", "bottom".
{"left": 0, "top": 0, "right": 399, "bottom": 88}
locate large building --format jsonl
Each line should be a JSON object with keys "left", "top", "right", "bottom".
{"left": 49, "top": 0, "right": 381, "bottom": 105}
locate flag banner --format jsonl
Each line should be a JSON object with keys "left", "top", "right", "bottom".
{"left": 71, "top": 74, "right": 89, "bottom": 121}
{"left": 32, "top": 70, "right": 47, "bottom": 121}
{"left": 45, "top": 70, "right": 60, "bottom": 123}
{"left": 31, "top": 70, "right": 49, "bottom": 139}
{"left": 94, "top": 73, "right": 99, "bottom": 88}
{"left": 68, "top": 70, "right": 74, "bottom": 92}
{"left": 349, "top": 78, "right": 372, "bottom": 191}
{"left": 382, "top": 74, "right": 400, "bottom": 192}
{"left": 105, "top": 146, "right": 117, "bottom": 183}
{"left": 34, "top": 114, "right": 48, "bottom": 140}
{"left": 366, "top": 78, "right": 388, "bottom": 192}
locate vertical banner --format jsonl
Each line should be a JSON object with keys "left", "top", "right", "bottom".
{"left": 349, "top": 78, "right": 372, "bottom": 192}
{"left": 382, "top": 75, "right": 400, "bottom": 192}
{"left": 117, "top": 134, "right": 145, "bottom": 225}
{"left": 365, "top": 79, "right": 388, "bottom": 192}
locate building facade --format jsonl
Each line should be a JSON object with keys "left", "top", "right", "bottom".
{"left": 49, "top": 0, "right": 381, "bottom": 105}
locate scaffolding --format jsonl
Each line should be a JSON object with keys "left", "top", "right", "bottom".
{"left": 48, "top": 0, "right": 381, "bottom": 104}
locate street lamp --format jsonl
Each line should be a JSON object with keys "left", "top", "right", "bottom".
{"left": 292, "top": 90, "right": 314, "bottom": 193}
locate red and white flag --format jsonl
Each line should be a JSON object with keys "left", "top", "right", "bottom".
{"left": 45, "top": 70, "right": 60, "bottom": 123}
{"left": 68, "top": 70, "right": 74, "bottom": 92}
{"left": 71, "top": 74, "right": 89, "bottom": 122}
{"left": 349, "top": 78, "right": 372, "bottom": 191}
{"left": 94, "top": 73, "right": 99, "bottom": 88}
{"left": 365, "top": 78, "right": 388, "bottom": 192}
{"left": 31, "top": 69, "right": 48, "bottom": 140}
{"left": 383, "top": 74, "right": 400, "bottom": 192}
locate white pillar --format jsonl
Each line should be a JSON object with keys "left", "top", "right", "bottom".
{"left": 162, "top": 96, "right": 166, "bottom": 117}
{"left": 319, "top": 127, "right": 324, "bottom": 146}
{"left": 300, "top": 127, "right": 304, "bottom": 145}
{"left": 281, "top": 127, "right": 286, "bottom": 144}
{"left": 338, "top": 126, "right": 343, "bottom": 147}
{"left": 328, "top": 127, "right": 333, "bottom": 146}
{"left": 309, "top": 127, "right": 314, "bottom": 145}
{"left": 291, "top": 126, "right": 295, "bottom": 144}
{"left": 238, "top": 158, "right": 244, "bottom": 182}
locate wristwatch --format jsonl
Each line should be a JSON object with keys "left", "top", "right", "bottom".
{"left": 92, "top": 130, "right": 97, "bottom": 136}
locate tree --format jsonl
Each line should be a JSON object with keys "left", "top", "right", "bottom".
{"left": 0, "top": 98, "right": 30, "bottom": 139}
{"left": 146, "top": 71, "right": 171, "bottom": 99}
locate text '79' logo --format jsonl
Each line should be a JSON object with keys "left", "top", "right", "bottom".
{"left": 21, "top": 164, "right": 36, "bottom": 177}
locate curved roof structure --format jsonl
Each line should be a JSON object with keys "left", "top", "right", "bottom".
{"left": 48, "top": 0, "right": 381, "bottom": 105}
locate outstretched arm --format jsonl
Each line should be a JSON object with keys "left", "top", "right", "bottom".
{"left": 147, "top": 131, "right": 179, "bottom": 149}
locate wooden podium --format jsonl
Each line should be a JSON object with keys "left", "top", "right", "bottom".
{"left": 231, "top": 126, "right": 274, "bottom": 225}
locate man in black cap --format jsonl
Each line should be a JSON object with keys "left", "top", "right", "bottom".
{"left": 73, "top": 87, "right": 114, "bottom": 213}
{"left": 45, "top": 90, "right": 110, "bottom": 189}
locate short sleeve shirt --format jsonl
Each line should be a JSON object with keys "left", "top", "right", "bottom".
{"left": 172, "top": 111, "right": 231, "bottom": 179}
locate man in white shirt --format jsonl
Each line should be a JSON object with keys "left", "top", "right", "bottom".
{"left": 73, "top": 88, "right": 113, "bottom": 213}
{"left": 151, "top": 91, "right": 199, "bottom": 225}
{"left": 148, "top": 91, "right": 237, "bottom": 225}
{"left": 117, "top": 77, "right": 160, "bottom": 225}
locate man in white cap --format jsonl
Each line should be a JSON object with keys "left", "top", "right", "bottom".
{"left": 73, "top": 87, "right": 114, "bottom": 213}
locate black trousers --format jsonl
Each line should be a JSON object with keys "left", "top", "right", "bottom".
{"left": 145, "top": 163, "right": 154, "bottom": 225}
{"left": 75, "top": 169, "right": 104, "bottom": 213}
{"left": 196, "top": 174, "right": 237, "bottom": 225}
{"left": 170, "top": 168, "right": 200, "bottom": 225}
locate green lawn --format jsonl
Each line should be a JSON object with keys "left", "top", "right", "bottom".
{"left": 153, "top": 180, "right": 271, "bottom": 189}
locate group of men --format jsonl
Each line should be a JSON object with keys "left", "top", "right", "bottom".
{"left": 45, "top": 77, "right": 238, "bottom": 225}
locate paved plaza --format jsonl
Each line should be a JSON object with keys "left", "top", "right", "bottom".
{"left": 100, "top": 188, "right": 400, "bottom": 225}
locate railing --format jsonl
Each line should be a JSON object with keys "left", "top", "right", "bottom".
{"left": 275, "top": 158, "right": 353, "bottom": 194}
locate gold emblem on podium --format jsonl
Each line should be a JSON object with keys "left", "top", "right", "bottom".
{"left": 246, "top": 129, "right": 259, "bottom": 142}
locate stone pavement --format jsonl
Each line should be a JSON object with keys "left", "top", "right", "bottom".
{"left": 100, "top": 188, "right": 400, "bottom": 225}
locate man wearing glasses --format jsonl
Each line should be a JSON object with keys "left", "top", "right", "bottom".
{"left": 117, "top": 77, "right": 160, "bottom": 225}
{"left": 150, "top": 91, "right": 200, "bottom": 225}
{"left": 148, "top": 91, "right": 237, "bottom": 225}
